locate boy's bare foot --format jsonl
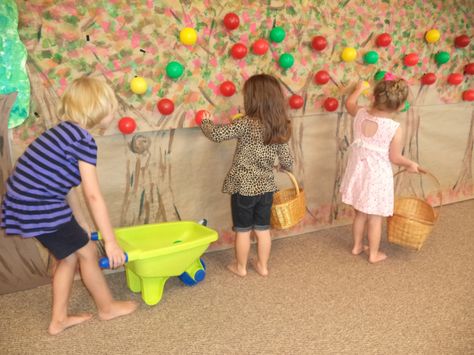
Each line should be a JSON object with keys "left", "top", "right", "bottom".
{"left": 369, "top": 252, "right": 387, "bottom": 264}
{"left": 251, "top": 259, "right": 268, "bottom": 277}
{"left": 48, "top": 313, "right": 93, "bottom": 335}
{"left": 98, "top": 300, "right": 138, "bottom": 321}
{"left": 226, "top": 263, "right": 247, "bottom": 277}
{"left": 352, "top": 245, "right": 369, "bottom": 255}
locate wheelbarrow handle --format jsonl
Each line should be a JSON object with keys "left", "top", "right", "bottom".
{"left": 98, "top": 253, "right": 129, "bottom": 269}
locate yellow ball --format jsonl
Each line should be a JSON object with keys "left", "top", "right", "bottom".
{"left": 425, "top": 29, "right": 440, "bottom": 43}
{"left": 362, "top": 81, "right": 370, "bottom": 95}
{"left": 130, "top": 77, "right": 147, "bottom": 95}
{"left": 231, "top": 113, "right": 244, "bottom": 120}
{"left": 341, "top": 47, "right": 357, "bottom": 62}
{"left": 179, "top": 27, "right": 198, "bottom": 46}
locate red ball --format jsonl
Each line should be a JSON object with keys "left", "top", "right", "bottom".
{"left": 289, "top": 94, "right": 304, "bottom": 109}
{"left": 462, "top": 89, "right": 474, "bottom": 102}
{"left": 157, "top": 98, "right": 174, "bottom": 115}
{"left": 118, "top": 117, "right": 137, "bottom": 135}
{"left": 447, "top": 73, "right": 463, "bottom": 85}
{"left": 195, "top": 110, "right": 209, "bottom": 125}
{"left": 454, "top": 34, "right": 470, "bottom": 48}
{"left": 252, "top": 39, "right": 269, "bottom": 55}
{"left": 230, "top": 43, "right": 248, "bottom": 59}
{"left": 223, "top": 13, "right": 239, "bottom": 30}
{"left": 311, "top": 36, "right": 327, "bottom": 51}
{"left": 404, "top": 53, "right": 419, "bottom": 67}
{"left": 421, "top": 73, "right": 437, "bottom": 86}
{"left": 464, "top": 63, "right": 474, "bottom": 75}
{"left": 314, "top": 70, "right": 330, "bottom": 85}
{"left": 376, "top": 33, "right": 392, "bottom": 47}
{"left": 220, "top": 81, "right": 236, "bottom": 97}
{"left": 323, "top": 97, "right": 339, "bottom": 112}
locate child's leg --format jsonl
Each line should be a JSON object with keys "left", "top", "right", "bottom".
{"left": 367, "top": 214, "right": 386, "bottom": 263}
{"left": 49, "top": 253, "right": 93, "bottom": 335}
{"left": 253, "top": 229, "right": 271, "bottom": 276}
{"left": 227, "top": 230, "right": 251, "bottom": 277}
{"left": 75, "top": 241, "right": 137, "bottom": 320}
{"left": 352, "top": 210, "right": 368, "bottom": 255}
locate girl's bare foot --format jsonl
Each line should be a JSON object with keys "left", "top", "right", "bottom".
{"left": 352, "top": 245, "right": 369, "bottom": 255}
{"left": 251, "top": 259, "right": 268, "bottom": 276}
{"left": 369, "top": 252, "right": 387, "bottom": 264}
{"left": 48, "top": 313, "right": 93, "bottom": 335}
{"left": 226, "top": 263, "right": 247, "bottom": 277}
{"left": 98, "top": 300, "right": 138, "bottom": 321}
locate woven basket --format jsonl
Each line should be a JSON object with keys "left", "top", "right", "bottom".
{"left": 387, "top": 170, "right": 442, "bottom": 250}
{"left": 270, "top": 171, "right": 306, "bottom": 229}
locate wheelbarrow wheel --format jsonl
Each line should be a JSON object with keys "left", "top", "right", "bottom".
{"left": 179, "top": 258, "right": 206, "bottom": 286}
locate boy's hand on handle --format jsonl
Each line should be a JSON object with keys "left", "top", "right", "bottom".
{"left": 104, "top": 240, "right": 126, "bottom": 269}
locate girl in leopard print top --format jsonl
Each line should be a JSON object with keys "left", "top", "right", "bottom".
{"left": 200, "top": 74, "right": 293, "bottom": 277}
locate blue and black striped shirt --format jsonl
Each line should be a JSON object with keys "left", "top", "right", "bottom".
{"left": 1, "top": 121, "right": 97, "bottom": 237}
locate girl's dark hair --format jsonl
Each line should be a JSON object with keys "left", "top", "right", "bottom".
{"left": 243, "top": 74, "right": 291, "bottom": 145}
{"left": 373, "top": 79, "right": 409, "bottom": 112}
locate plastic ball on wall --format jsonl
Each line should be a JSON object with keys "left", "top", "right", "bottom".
{"left": 279, "top": 53, "right": 294, "bottom": 69}
{"left": 425, "top": 29, "right": 441, "bottom": 43}
{"left": 361, "top": 81, "right": 370, "bottom": 95}
{"left": 374, "top": 70, "right": 387, "bottom": 81}
{"left": 230, "top": 43, "right": 248, "bottom": 59}
{"left": 400, "top": 101, "right": 410, "bottom": 112}
{"left": 223, "top": 13, "right": 239, "bottom": 30}
{"left": 252, "top": 39, "right": 269, "bottom": 55}
{"left": 341, "top": 47, "right": 357, "bottom": 62}
{"left": 311, "top": 35, "right": 327, "bottom": 51}
{"left": 220, "top": 81, "right": 236, "bottom": 97}
{"left": 447, "top": 73, "right": 463, "bottom": 85}
{"left": 130, "top": 77, "right": 147, "bottom": 95}
{"left": 195, "top": 110, "right": 209, "bottom": 125}
{"left": 179, "top": 27, "right": 197, "bottom": 45}
{"left": 166, "top": 61, "right": 184, "bottom": 79}
{"left": 464, "top": 63, "right": 474, "bottom": 75}
{"left": 462, "top": 89, "right": 474, "bottom": 101}
{"left": 455, "top": 34, "right": 470, "bottom": 48}
{"left": 289, "top": 94, "right": 304, "bottom": 109}
{"left": 157, "top": 98, "right": 174, "bottom": 115}
{"left": 421, "top": 73, "right": 437, "bottom": 85}
{"left": 323, "top": 97, "right": 339, "bottom": 112}
{"left": 314, "top": 70, "right": 330, "bottom": 85}
{"left": 363, "top": 51, "right": 379, "bottom": 64}
{"left": 376, "top": 33, "right": 392, "bottom": 47}
{"left": 404, "top": 53, "right": 419, "bottom": 67}
{"left": 270, "top": 26, "right": 286, "bottom": 43}
{"left": 118, "top": 117, "right": 137, "bottom": 134}
{"left": 435, "top": 51, "right": 450, "bottom": 65}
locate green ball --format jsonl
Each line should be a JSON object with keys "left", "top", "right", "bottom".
{"left": 435, "top": 51, "right": 450, "bottom": 65}
{"left": 400, "top": 101, "right": 410, "bottom": 112}
{"left": 279, "top": 53, "right": 294, "bottom": 69}
{"left": 364, "top": 51, "right": 379, "bottom": 64}
{"left": 270, "top": 26, "right": 286, "bottom": 43}
{"left": 166, "top": 61, "right": 184, "bottom": 79}
{"left": 374, "top": 70, "right": 387, "bottom": 81}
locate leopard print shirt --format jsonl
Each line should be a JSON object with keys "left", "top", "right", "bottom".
{"left": 201, "top": 117, "right": 293, "bottom": 196}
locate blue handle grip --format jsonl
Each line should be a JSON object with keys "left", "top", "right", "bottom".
{"left": 99, "top": 253, "right": 128, "bottom": 269}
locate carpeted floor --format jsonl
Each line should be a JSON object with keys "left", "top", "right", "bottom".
{"left": 1, "top": 200, "right": 473, "bottom": 355}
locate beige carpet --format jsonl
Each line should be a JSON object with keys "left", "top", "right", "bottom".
{"left": 1, "top": 200, "right": 473, "bottom": 355}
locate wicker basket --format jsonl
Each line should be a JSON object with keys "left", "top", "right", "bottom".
{"left": 270, "top": 171, "right": 306, "bottom": 229}
{"left": 387, "top": 170, "right": 442, "bottom": 250}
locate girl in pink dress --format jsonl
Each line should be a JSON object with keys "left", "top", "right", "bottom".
{"left": 340, "top": 79, "right": 420, "bottom": 263}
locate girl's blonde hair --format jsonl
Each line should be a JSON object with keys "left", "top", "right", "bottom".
{"left": 59, "top": 76, "right": 118, "bottom": 129}
{"left": 373, "top": 79, "right": 409, "bottom": 112}
{"left": 243, "top": 74, "right": 291, "bottom": 145}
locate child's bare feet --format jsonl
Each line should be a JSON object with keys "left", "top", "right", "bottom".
{"left": 98, "top": 300, "right": 138, "bottom": 321}
{"left": 369, "top": 252, "right": 387, "bottom": 264}
{"left": 352, "top": 245, "right": 369, "bottom": 255}
{"left": 48, "top": 313, "right": 93, "bottom": 335}
{"left": 251, "top": 259, "right": 268, "bottom": 276}
{"left": 226, "top": 263, "right": 247, "bottom": 277}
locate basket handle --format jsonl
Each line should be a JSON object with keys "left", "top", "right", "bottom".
{"left": 393, "top": 168, "right": 442, "bottom": 221}
{"left": 279, "top": 170, "right": 300, "bottom": 195}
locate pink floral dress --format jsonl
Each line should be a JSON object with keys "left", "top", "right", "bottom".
{"left": 340, "top": 108, "right": 400, "bottom": 216}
